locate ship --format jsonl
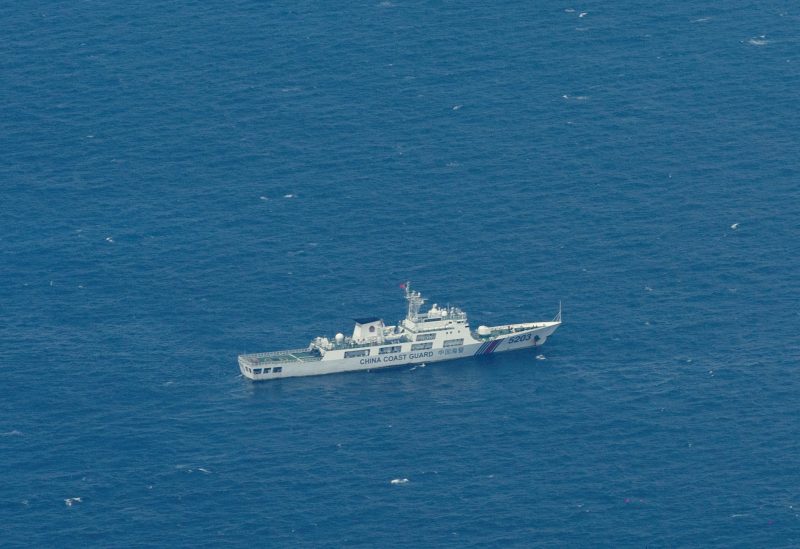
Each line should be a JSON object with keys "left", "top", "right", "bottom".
{"left": 238, "top": 283, "right": 561, "bottom": 381}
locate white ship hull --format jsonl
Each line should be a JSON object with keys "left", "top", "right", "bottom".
{"left": 238, "top": 321, "right": 560, "bottom": 381}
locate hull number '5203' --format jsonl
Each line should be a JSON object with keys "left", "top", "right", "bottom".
{"left": 508, "top": 333, "right": 532, "bottom": 344}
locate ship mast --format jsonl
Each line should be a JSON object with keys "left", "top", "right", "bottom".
{"left": 404, "top": 282, "right": 425, "bottom": 321}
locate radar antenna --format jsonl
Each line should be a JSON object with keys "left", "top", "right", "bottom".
{"left": 403, "top": 282, "right": 425, "bottom": 321}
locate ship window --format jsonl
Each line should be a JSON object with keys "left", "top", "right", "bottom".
{"left": 379, "top": 346, "right": 402, "bottom": 355}
{"left": 416, "top": 333, "right": 436, "bottom": 342}
{"left": 443, "top": 338, "right": 463, "bottom": 347}
{"left": 411, "top": 342, "right": 433, "bottom": 351}
{"left": 263, "top": 368, "right": 271, "bottom": 373}
{"left": 254, "top": 368, "right": 262, "bottom": 374}
{"left": 344, "top": 349, "right": 370, "bottom": 358}
{"left": 273, "top": 367, "right": 283, "bottom": 373}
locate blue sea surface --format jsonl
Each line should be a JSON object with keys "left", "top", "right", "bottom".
{"left": 2, "top": 0, "right": 799, "bottom": 546}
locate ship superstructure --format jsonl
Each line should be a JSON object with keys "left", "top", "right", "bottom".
{"left": 238, "top": 283, "right": 561, "bottom": 380}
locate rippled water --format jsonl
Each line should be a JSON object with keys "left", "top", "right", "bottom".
{"left": 2, "top": 0, "right": 799, "bottom": 546}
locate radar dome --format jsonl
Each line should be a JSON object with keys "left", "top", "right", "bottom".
{"left": 335, "top": 333, "right": 344, "bottom": 343}
{"left": 477, "top": 325, "right": 491, "bottom": 336}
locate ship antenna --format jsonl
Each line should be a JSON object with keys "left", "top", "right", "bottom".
{"left": 404, "top": 281, "right": 424, "bottom": 321}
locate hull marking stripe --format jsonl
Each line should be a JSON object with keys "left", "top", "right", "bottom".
{"left": 485, "top": 339, "right": 503, "bottom": 354}
{"left": 474, "top": 341, "right": 490, "bottom": 355}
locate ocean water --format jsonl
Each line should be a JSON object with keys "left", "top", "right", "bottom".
{"left": 2, "top": 0, "right": 799, "bottom": 546}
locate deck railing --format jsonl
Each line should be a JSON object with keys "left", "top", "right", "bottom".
{"left": 323, "top": 336, "right": 411, "bottom": 351}
{"left": 244, "top": 347, "right": 313, "bottom": 358}
{"left": 240, "top": 348, "right": 324, "bottom": 364}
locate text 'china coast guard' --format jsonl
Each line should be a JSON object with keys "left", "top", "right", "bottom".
{"left": 238, "top": 283, "right": 561, "bottom": 381}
